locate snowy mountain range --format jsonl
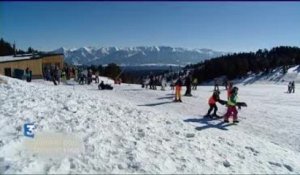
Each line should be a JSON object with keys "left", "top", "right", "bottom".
{"left": 52, "top": 46, "right": 225, "bottom": 66}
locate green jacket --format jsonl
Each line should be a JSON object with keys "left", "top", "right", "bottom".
{"left": 227, "top": 93, "right": 237, "bottom": 106}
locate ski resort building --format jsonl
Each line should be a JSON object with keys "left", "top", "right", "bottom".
{"left": 0, "top": 53, "right": 64, "bottom": 79}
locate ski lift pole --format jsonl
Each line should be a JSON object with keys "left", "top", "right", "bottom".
{"left": 116, "top": 66, "right": 126, "bottom": 78}
{"left": 114, "top": 66, "right": 126, "bottom": 84}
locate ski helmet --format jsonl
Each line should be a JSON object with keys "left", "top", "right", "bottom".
{"left": 232, "top": 86, "right": 239, "bottom": 93}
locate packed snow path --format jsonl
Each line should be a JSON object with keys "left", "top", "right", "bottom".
{"left": 0, "top": 76, "right": 299, "bottom": 174}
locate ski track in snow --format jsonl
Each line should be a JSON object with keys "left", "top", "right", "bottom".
{"left": 0, "top": 75, "right": 299, "bottom": 174}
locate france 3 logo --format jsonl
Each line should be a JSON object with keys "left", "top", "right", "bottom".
{"left": 23, "top": 123, "right": 36, "bottom": 138}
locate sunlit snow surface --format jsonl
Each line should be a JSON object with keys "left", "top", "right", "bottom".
{"left": 0, "top": 75, "right": 299, "bottom": 174}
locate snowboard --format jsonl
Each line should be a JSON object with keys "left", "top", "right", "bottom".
{"left": 218, "top": 99, "right": 247, "bottom": 107}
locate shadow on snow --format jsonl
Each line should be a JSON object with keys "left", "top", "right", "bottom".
{"left": 184, "top": 117, "right": 235, "bottom": 131}
{"left": 157, "top": 96, "right": 174, "bottom": 100}
{"left": 138, "top": 101, "right": 174, "bottom": 107}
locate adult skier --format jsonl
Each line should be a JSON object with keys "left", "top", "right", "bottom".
{"left": 79, "top": 71, "right": 85, "bottom": 85}
{"left": 61, "top": 69, "right": 66, "bottom": 83}
{"left": 50, "top": 66, "right": 58, "bottom": 85}
{"left": 161, "top": 76, "right": 167, "bottom": 91}
{"left": 25, "top": 67, "right": 32, "bottom": 82}
{"left": 288, "top": 82, "right": 292, "bottom": 93}
{"left": 214, "top": 78, "right": 219, "bottom": 91}
{"left": 57, "top": 68, "right": 61, "bottom": 85}
{"left": 184, "top": 74, "right": 192, "bottom": 96}
{"left": 291, "top": 81, "right": 295, "bottom": 93}
{"left": 87, "top": 70, "right": 92, "bottom": 85}
{"left": 174, "top": 77, "right": 183, "bottom": 102}
{"left": 170, "top": 79, "right": 176, "bottom": 90}
{"left": 192, "top": 78, "right": 198, "bottom": 90}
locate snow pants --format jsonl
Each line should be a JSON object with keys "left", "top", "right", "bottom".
{"left": 52, "top": 77, "right": 57, "bottom": 85}
{"left": 224, "top": 106, "right": 238, "bottom": 121}
{"left": 207, "top": 103, "right": 218, "bottom": 116}
{"left": 175, "top": 86, "right": 182, "bottom": 100}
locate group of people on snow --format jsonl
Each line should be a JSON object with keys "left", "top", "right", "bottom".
{"left": 142, "top": 75, "right": 165, "bottom": 90}
{"left": 175, "top": 72, "right": 245, "bottom": 122}
{"left": 78, "top": 69, "right": 97, "bottom": 85}
{"left": 42, "top": 65, "right": 77, "bottom": 85}
{"left": 21, "top": 64, "right": 295, "bottom": 124}
{"left": 205, "top": 81, "right": 246, "bottom": 123}
{"left": 141, "top": 72, "right": 198, "bottom": 98}
{"left": 42, "top": 65, "right": 116, "bottom": 90}
{"left": 141, "top": 71, "right": 246, "bottom": 123}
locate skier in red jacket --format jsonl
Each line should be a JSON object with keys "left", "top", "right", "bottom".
{"left": 205, "top": 90, "right": 222, "bottom": 118}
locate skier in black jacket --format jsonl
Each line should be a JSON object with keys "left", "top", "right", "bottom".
{"left": 184, "top": 74, "right": 192, "bottom": 96}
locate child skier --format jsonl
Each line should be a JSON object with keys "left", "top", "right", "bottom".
{"left": 224, "top": 87, "right": 239, "bottom": 123}
{"left": 174, "top": 77, "right": 183, "bottom": 102}
{"left": 205, "top": 90, "right": 222, "bottom": 118}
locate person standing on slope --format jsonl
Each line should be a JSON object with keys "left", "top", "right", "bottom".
{"left": 184, "top": 74, "right": 192, "bottom": 96}
{"left": 61, "top": 69, "right": 66, "bottom": 84}
{"left": 149, "top": 74, "right": 154, "bottom": 90}
{"left": 50, "top": 66, "right": 58, "bottom": 85}
{"left": 288, "top": 82, "right": 292, "bottom": 93}
{"left": 57, "top": 67, "right": 61, "bottom": 85}
{"left": 174, "top": 77, "right": 183, "bottom": 102}
{"left": 214, "top": 79, "right": 219, "bottom": 91}
{"left": 224, "top": 79, "right": 228, "bottom": 90}
{"left": 161, "top": 76, "right": 167, "bottom": 91}
{"left": 170, "top": 78, "right": 175, "bottom": 90}
{"left": 192, "top": 77, "right": 198, "bottom": 90}
{"left": 291, "top": 81, "right": 295, "bottom": 93}
{"left": 224, "top": 87, "right": 239, "bottom": 123}
{"left": 227, "top": 81, "right": 233, "bottom": 99}
{"left": 25, "top": 67, "right": 31, "bottom": 82}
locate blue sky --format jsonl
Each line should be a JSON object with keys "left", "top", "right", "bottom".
{"left": 0, "top": 2, "right": 300, "bottom": 52}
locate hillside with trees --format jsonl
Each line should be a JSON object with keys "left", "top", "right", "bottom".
{"left": 0, "top": 38, "right": 38, "bottom": 56}
{"left": 185, "top": 46, "right": 300, "bottom": 83}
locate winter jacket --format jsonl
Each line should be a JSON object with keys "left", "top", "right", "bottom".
{"left": 227, "top": 87, "right": 232, "bottom": 99}
{"left": 175, "top": 79, "right": 183, "bottom": 87}
{"left": 193, "top": 78, "right": 198, "bottom": 84}
{"left": 185, "top": 77, "right": 191, "bottom": 86}
{"left": 208, "top": 93, "right": 220, "bottom": 105}
{"left": 227, "top": 93, "right": 238, "bottom": 106}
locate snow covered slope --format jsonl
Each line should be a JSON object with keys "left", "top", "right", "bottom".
{"left": 204, "top": 65, "right": 300, "bottom": 86}
{"left": 0, "top": 75, "right": 299, "bottom": 174}
{"left": 240, "top": 65, "right": 300, "bottom": 85}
